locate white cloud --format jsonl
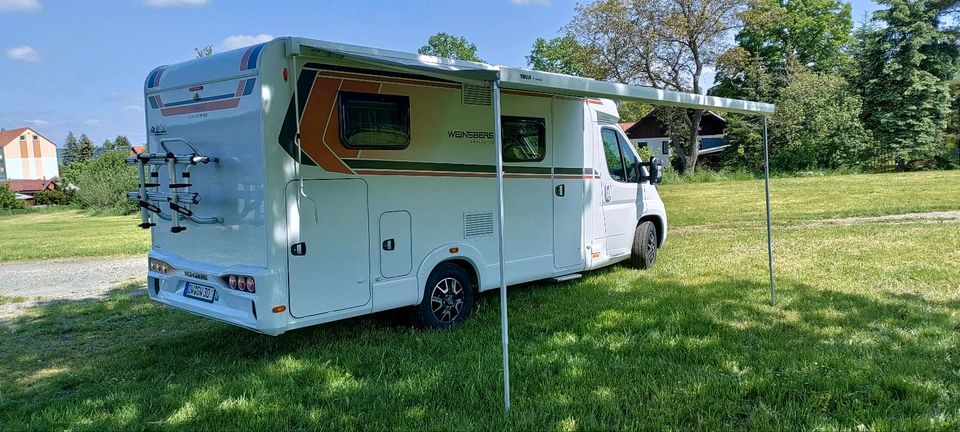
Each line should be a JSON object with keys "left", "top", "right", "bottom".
{"left": 511, "top": 0, "right": 551, "bottom": 5}
{"left": 218, "top": 34, "right": 273, "bottom": 51}
{"left": 83, "top": 119, "right": 101, "bottom": 125}
{"left": 122, "top": 105, "right": 144, "bottom": 113}
{"left": 6, "top": 45, "right": 39, "bottom": 62}
{"left": 25, "top": 118, "right": 49, "bottom": 126}
{"left": 143, "top": 0, "right": 209, "bottom": 8}
{"left": 0, "top": 0, "right": 41, "bottom": 12}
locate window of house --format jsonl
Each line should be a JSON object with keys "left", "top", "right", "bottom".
{"left": 338, "top": 92, "right": 410, "bottom": 149}
{"left": 661, "top": 141, "right": 669, "bottom": 155}
{"left": 19, "top": 135, "right": 25, "bottom": 141}
{"left": 501, "top": 116, "right": 546, "bottom": 162}
{"left": 32, "top": 135, "right": 38, "bottom": 140}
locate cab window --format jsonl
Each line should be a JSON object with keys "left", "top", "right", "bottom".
{"left": 601, "top": 128, "right": 625, "bottom": 181}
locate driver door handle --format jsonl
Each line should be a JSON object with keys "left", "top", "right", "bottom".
{"left": 604, "top": 184, "right": 612, "bottom": 202}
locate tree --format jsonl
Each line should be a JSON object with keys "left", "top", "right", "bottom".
{"left": 114, "top": 135, "right": 131, "bottom": 149}
{"left": 856, "top": 0, "right": 958, "bottom": 169}
{"left": 75, "top": 150, "right": 138, "bottom": 213}
{"left": 101, "top": 139, "right": 115, "bottom": 151}
{"left": 77, "top": 134, "right": 95, "bottom": 162}
{"left": 0, "top": 184, "right": 25, "bottom": 210}
{"left": 61, "top": 132, "right": 81, "bottom": 166}
{"left": 526, "top": 36, "right": 594, "bottom": 76}
{"left": 567, "top": 0, "right": 746, "bottom": 173}
{"left": 418, "top": 32, "right": 483, "bottom": 62}
{"left": 195, "top": 45, "right": 214, "bottom": 58}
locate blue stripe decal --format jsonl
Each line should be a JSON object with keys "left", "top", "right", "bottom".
{"left": 242, "top": 79, "right": 256, "bottom": 95}
{"left": 245, "top": 44, "right": 264, "bottom": 70}
{"left": 163, "top": 92, "right": 236, "bottom": 108}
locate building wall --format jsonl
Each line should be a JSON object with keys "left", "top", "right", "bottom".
{"left": 1, "top": 129, "right": 59, "bottom": 180}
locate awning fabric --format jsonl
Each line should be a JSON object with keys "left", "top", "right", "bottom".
{"left": 286, "top": 37, "right": 775, "bottom": 115}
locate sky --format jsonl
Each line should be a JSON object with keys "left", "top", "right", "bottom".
{"left": 0, "top": 0, "right": 882, "bottom": 147}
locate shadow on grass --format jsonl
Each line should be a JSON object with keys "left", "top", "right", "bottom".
{"left": 1, "top": 270, "right": 957, "bottom": 431}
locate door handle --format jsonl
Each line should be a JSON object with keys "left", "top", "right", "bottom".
{"left": 604, "top": 184, "right": 612, "bottom": 202}
{"left": 555, "top": 184, "right": 565, "bottom": 197}
{"left": 291, "top": 242, "right": 307, "bottom": 256}
{"left": 382, "top": 238, "right": 395, "bottom": 251}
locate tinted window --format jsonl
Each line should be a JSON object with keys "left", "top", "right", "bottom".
{"left": 601, "top": 128, "right": 625, "bottom": 181}
{"left": 339, "top": 92, "right": 410, "bottom": 149}
{"left": 501, "top": 116, "right": 546, "bottom": 162}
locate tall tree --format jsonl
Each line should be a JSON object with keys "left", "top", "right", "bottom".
{"left": 526, "top": 36, "right": 593, "bottom": 76}
{"left": 567, "top": 0, "right": 746, "bottom": 172}
{"left": 77, "top": 133, "right": 96, "bottom": 162}
{"left": 856, "top": 0, "right": 959, "bottom": 169}
{"left": 61, "top": 132, "right": 81, "bottom": 166}
{"left": 114, "top": 135, "right": 132, "bottom": 149}
{"left": 418, "top": 33, "right": 484, "bottom": 62}
{"left": 101, "top": 139, "right": 115, "bottom": 151}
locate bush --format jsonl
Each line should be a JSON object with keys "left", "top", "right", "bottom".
{"left": 33, "top": 188, "right": 70, "bottom": 205}
{"left": 0, "top": 184, "right": 25, "bottom": 210}
{"left": 74, "top": 150, "right": 138, "bottom": 213}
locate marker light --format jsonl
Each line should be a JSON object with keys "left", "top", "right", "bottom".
{"left": 272, "top": 305, "right": 286, "bottom": 313}
{"left": 283, "top": 67, "right": 289, "bottom": 81}
{"left": 149, "top": 258, "right": 174, "bottom": 275}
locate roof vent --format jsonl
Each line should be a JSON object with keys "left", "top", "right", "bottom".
{"left": 462, "top": 85, "right": 492, "bottom": 106}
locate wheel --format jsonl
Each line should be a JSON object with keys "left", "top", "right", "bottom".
{"left": 630, "top": 221, "right": 658, "bottom": 269}
{"left": 410, "top": 262, "right": 475, "bottom": 329}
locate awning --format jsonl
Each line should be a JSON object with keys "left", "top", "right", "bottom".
{"left": 285, "top": 37, "right": 775, "bottom": 116}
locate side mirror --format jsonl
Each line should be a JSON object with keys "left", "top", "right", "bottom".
{"left": 644, "top": 157, "right": 663, "bottom": 185}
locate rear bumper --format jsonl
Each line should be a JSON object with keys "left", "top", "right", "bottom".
{"left": 146, "top": 250, "right": 288, "bottom": 335}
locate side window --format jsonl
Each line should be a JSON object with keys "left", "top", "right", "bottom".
{"left": 338, "top": 91, "right": 410, "bottom": 149}
{"left": 501, "top": 116, "right": 546, "bottom": 162}
{"left": 601, "top": 128, "right": 625, "bottom": 182}
{"left": 661, "top": 141, "right": 669, "bottom": 155}
{"left": 618, "top": 132, "right": 641, "bottom": 183}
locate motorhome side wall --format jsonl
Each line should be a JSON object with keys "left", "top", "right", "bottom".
{"left": 256, "top": 41, "right": 596, "bottom": 325}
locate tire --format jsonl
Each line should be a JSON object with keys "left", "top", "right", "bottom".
{"left": 630, "top": 221, "right": 658, "bottom": 269}
{"left": 410, "top": 262, "right": 475, "bottom": 329}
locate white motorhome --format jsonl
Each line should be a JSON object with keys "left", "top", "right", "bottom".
{"left": 131, "top": 38, "right": 773, "bottom": 335}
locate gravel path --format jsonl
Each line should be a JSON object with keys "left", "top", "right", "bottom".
{"left": 0, "top": 256, "right": 146, "bottom": 321}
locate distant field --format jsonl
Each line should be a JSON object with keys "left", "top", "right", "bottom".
{"left": 1, "top": 170, "right": 959, "bottom": 430}
{"left": 0, "top": 209, "right": 148, "bottom": 262}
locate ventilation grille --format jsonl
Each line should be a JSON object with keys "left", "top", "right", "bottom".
{"left": 464, "top": 212, "right": 494, "bottom": 238}
{"left": 462, "top": 85, "right": 492, "bottom": 106}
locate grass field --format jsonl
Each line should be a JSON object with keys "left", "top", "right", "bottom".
{"left": 0, "top": 209, "right": 148, "bottom": 262}
{"left": 1, "top": 171, "right": 959, "bottom": 430}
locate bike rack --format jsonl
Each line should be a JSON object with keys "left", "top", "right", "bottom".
{"left": 127, "top": 137, "right": 223, "bottom": 233}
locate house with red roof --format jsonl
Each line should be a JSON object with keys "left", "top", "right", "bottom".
{"left": 0, "top": 179, "right": 59, "bottom": 206}
{"left": 0, "top": 127, "right": 60, "bottom": 181}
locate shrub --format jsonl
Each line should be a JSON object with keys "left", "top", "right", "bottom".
{"left": 75, "top": 150, "right": 138, "bottom": 213}
{"left": 33, "top": 188, "right": 70, "bottom": 205}
{"left": 0, "top": 184, "right": 25, "bottom": 210}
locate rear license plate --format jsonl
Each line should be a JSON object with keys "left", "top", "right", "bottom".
{"left": 183, "top": 282, "right": 216, "bottom": 303}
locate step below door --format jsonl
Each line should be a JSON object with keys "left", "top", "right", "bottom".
{"left": 287, "top": 179, "right": 370, "bottom": 317}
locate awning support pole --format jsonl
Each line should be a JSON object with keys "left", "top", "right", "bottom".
{"left": 492, "top": 80, "right": 511, "bottom": 412}
{"left": 763, "top": 116, "right": 775, "bottom": 305}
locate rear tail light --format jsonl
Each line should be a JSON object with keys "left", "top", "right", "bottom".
{"left": 222, "top": 274, "right": 256, "bottom": 293}
{"left": 149, "top": 258, "right": 174, "bottom": 274}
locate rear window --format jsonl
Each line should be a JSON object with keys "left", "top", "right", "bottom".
{"left": 339, "top": 92, "right": 411, "bottom": 149}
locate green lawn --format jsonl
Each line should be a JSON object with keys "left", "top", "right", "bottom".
{"left": 0, "top": 209, "right": 148, "bottom": 262}
{"left": 1, "top": 171, "right": 959, "bottom": 430}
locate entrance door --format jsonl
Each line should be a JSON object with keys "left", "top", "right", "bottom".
{"left": 598, "top": 127, "right": 640, "bottom": 257}
{"left": 287, "top": 179, "right": 370, "bottom": 317}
